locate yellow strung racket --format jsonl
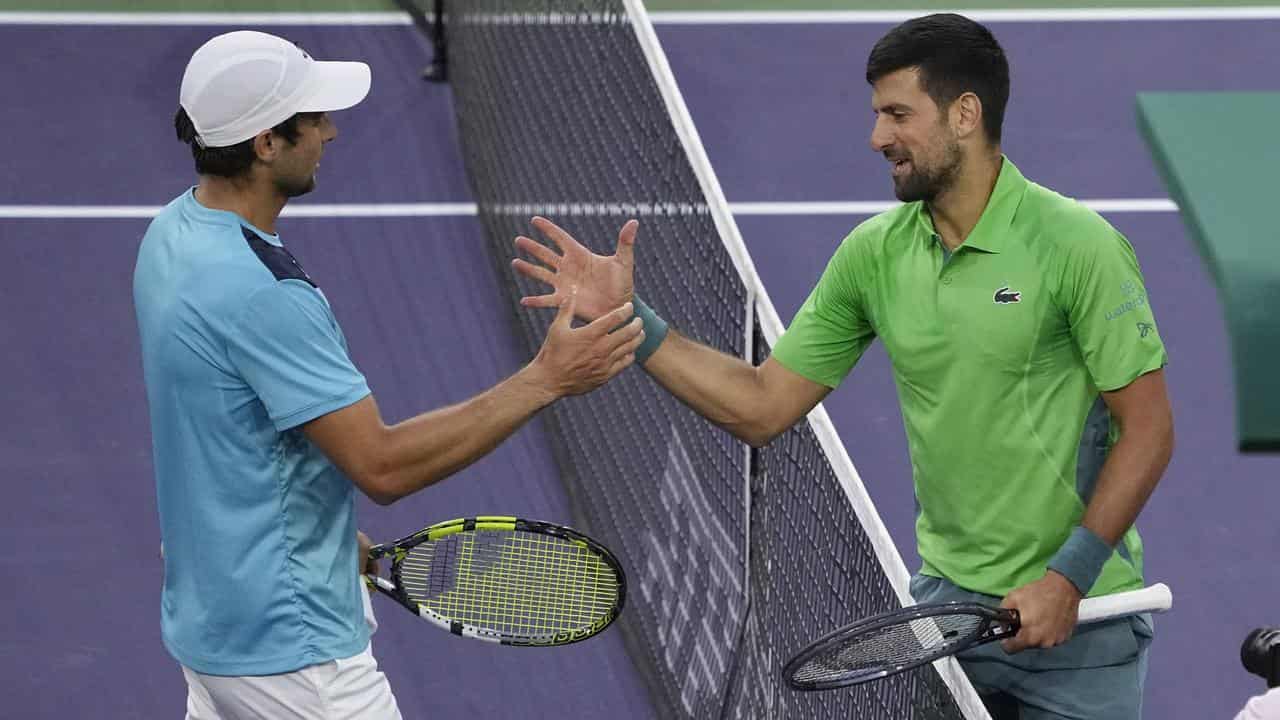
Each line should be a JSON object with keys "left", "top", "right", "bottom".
{"left": 365, "top": 516, "right": 625, "bottom": 646}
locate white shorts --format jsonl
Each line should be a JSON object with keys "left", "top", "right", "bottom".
{"left": 1235, "top": 686, "right": 1280, "bottom": 720}
{"left": 182, "top": 587, "right": 401, "bottom": 720}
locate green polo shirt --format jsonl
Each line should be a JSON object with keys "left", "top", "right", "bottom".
{"left": 772, "top": 158, "right": 1167, "bottom": 598}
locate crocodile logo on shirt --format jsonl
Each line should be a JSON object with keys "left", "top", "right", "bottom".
{"left": 993, "top": 287, "right": 1022, "bottom": 304}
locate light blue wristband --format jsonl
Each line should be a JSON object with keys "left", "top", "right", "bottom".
{"left": 631, "top": 295, "right": 669, "bottom": 365}
{"left": 1046, "top": 526, "right": 1113, "bottom": 595}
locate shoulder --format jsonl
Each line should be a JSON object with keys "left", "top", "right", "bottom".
{"left": 850, "top": 202, "right": 919, "bottom": 244}
{"left": 1017, "top": 183, "right": 1139, "bottom": 280}
{"left": 833, "top": 202, "right": 920, "bottom": 263}
{"left": 1022, "top": 181, "right": 1126, "bottom": 252}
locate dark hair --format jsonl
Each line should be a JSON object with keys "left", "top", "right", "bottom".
{"left": 865, "top": 13, "right": 1010, "bottom": 143}
{"left": 174, "top": 107, "right": 309, "bottom": 178}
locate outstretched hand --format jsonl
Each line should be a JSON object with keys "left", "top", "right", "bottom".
{"left": 512, "top": 216, "right": 638, "bottom": 323}
{"left": 527, "top": 289, "right": 645, "bottom": 399}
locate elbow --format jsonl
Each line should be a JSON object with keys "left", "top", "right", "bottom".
{"left": 353, "top": 453, "right": 407, "bottom": 506}
{"left": 737, "top": 401, "right": 800, "bottom": 449}
{"left": 739, "top": 417, "right": 788, "bottom": 449}
{"left": 356, "top": 471, "right": 402, "bottom": 506}
{"left": 1162, "top": 412, "right": 1176, "bottom": 462}
{"left": 365, "top": 487, "right": 401, "bottom": 506}
{"left": 1146, "top": 398, "right": 1176, "bottom": 460}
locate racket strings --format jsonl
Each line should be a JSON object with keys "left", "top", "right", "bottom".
{"left": 792, "top": 614, "right": 984, "bottom": 684}
{"left": 398, "top": 531, "right": 619, "bottom": 638}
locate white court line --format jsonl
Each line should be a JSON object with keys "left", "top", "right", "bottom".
{"left": 0, "top": 199, "right": 1176, "bottom": 219}
{"left": 0, "top": 203, "right": 472, "bottom": 219}
{"left": 651, "top": 8, "right": 1280, "bottom": 23}
{"left": 2, "top": 8, "right": 1280, "bottom": 25}
{"left": 0, "top": 12, "right": 411, "bottom": 25}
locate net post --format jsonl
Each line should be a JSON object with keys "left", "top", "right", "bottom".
{"left": 393, "top": 0, "right": 447, "bottom": 82}
{"left": 424, "top": 0, "right": 448, "bottom": 83}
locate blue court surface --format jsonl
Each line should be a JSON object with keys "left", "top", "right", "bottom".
{"left": 2, "top": 11, "right": 1278, "bottom": 719}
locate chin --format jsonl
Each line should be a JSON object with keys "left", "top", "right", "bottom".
{"left": 285, "top": 179, "right": 317, "bottom": 199}
{"left": 893, "top": 184, "right": 923, "bottom": 203}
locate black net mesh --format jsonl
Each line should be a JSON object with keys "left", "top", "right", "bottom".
{"left": 439, "top": 1, "right": 976, "bottom": 717}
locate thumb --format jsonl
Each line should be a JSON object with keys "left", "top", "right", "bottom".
{"left": 616, "top": 219, "right": 638, "bottom": 268}
{"left": 554, "top": 286, "right": 578, "bottom": 329}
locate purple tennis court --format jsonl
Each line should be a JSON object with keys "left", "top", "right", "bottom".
{"left": 2, "top": 11, "right": 1278, "bottom": 720}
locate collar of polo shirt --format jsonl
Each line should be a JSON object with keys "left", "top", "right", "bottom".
{"left": 913, "top": 156, "right": 1030, "bottom": 254}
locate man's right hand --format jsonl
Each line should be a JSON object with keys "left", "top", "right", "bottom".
{"left": 526, "top": 290, "right": 644, "bottom": 398}
{"left": 512, "top": 216, "right": 638, "bottom": 323}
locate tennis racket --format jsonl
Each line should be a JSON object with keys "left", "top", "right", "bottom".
{"left": 364, "top": 515, "right": 625, "bottom": 647}
{"left": 784, "top": 582, "right": 1172, "bottom": 691}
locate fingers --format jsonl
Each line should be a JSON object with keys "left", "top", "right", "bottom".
{"left": 532, "top": 216, "right": 583, "bottom": 254}
{"left": 997, "top": 611, "right": 1066, "bottom": 654}
{"left": 520, "top": 292, "right": 559, "bottom": 309}
{"left": 608, "top": 321, "right": 646, "bottom": 363}
{"left": 998, "top": 596, "right": 1026, "bottom": 653}
{"left": 554, "top": 287, "right": 578, "bottom": 329}
{"left": 615, "top": 219, "right": 638, "bottom": 268}
{"left": 607, "top": 351, "right": 636, "bottom": 377}
{"left": 512, "top": 257, "right": 557, "bottom": 287}
{"left": 583, "top": 302, "right": 636, "bottom": 338}
{"left": 998, "top": 630, "right": 1029, "bottom": 653}
{"left": 514, "top": 234, "right": 563, "bottom": 269}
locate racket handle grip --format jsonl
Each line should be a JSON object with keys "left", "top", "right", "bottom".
{"left": 1077, "top": 582, "right": 1172, "bottom": 625}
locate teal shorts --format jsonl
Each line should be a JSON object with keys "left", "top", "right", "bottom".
{"left": 910, "top": 574, "right": 1154, "bottom": 720}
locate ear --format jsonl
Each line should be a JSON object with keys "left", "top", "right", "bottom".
{"left": 252, "top": 130, "right": 279, "bottom": 164}
{"left": 950, "top": 92, "right": 984, "bottom": 141}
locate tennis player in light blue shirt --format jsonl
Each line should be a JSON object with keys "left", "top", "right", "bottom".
{"left": 135, "top": 31, "right": 644, "bottom": 719}
{"left": 136, "top": 188, "right": 374, "bottom": 676}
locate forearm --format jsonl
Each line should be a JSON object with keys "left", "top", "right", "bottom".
{"left": 374, "top": 364, "right": 555, "bottom": 501}
{"left": 643, "top": 331, "right": 776, "bottom": 446}
{"left": 1048, "top": 408, "right": 1173, "bottom": 593}
{"left": 1080, "top": 418, "right": 1174, "bottom": 545}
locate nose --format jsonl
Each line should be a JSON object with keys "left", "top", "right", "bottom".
{"left": 869, "top": 114, "right": 893, "bottom": 153}
{"left": 321, "top": 115, "right": 338, "bottom": 143}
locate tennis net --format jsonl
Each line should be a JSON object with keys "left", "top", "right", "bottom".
{"left": 429, "top": 1, "right": 990, "bottom": 717}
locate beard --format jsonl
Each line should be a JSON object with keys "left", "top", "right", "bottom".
{"left": 274, "top": 170, "right": 317, "bottom": 198}
{"left": 890, "top": 138, "right": 963, "bottom": 203}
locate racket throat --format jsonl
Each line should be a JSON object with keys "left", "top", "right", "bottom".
{"left": 977, "top": 619, "right": 1019, "bottom": 644}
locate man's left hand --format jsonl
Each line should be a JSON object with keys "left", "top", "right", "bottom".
{"left": 999, "top": 570, "right": 1082, "bottom": 653}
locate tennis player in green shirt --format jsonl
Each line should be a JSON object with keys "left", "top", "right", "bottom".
{"left": 512, "top": 13, "right": 1173, "bottom": 719}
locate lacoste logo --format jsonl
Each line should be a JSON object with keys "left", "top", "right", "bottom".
{"left": 1137, "top": 322, "right": 1154, "bottom": 338}
{"left": 993, "top": 287, "right": 1022, "bottom": 304}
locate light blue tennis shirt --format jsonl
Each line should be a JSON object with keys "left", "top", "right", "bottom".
{"left": 134, "top": 189, "right": 372, "bottom": 676}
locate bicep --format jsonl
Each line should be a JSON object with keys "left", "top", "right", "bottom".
{"left": 1100, "top": 368, "right": 1173, "bottom": 432}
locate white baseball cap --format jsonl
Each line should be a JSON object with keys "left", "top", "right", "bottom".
{"left": 179, "top": 30, "right": 371, "bottom": 148}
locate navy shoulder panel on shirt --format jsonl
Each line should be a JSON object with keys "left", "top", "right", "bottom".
{"left": 242, "top": 226, "right": 317, "bottom": 288}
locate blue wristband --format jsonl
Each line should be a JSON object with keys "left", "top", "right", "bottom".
{"left": 631, "top": 295, "right": 669, "bottom": 365}
{"left": 1046, "top": 526, "right": 1113, "bottom": 595}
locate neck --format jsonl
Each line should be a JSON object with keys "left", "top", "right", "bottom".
{"left": 927, "top": 150, "right": 1003, "bottom": 251}
{"left": 193, "top": 174, "right": 286, "bottom": 235}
